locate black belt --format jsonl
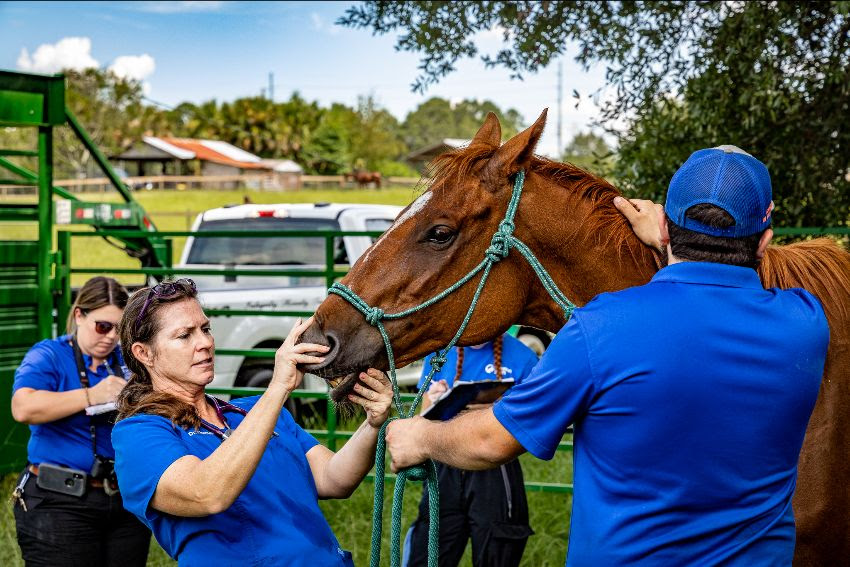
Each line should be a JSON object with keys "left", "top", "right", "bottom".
{"left": 28, "top": 464, "right": 106, "bottom": 489}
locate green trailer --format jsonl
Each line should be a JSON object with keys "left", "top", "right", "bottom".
{"left": 0, "top": 70, "right": 167, "bottom": 472}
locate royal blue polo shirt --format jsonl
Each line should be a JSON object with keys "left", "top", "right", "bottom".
{"left": 112, "top": 396, "right": 353, "bottom": 567}
{"left": 494, "top": 262, "right": 829, "bottom": 566}
{"left": 419, "top": 333, "right": 539, "bottom": 391}
{"left": 12, "top": 334, "right": 129, "bottom": 471}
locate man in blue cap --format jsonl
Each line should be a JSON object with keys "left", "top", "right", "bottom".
{"left": 386, "top": 146, "right": 830, "bottom": 565}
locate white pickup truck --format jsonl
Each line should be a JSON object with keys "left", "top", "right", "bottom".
{"left": 176, "top": 202, "right": 424, "bottom": 397}
{"left": 176, "top": 201, "right": 552, "bottom": 405}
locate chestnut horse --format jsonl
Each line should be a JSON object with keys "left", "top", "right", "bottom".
{"left": 305, "top": 111, "right": 850, "bottom": 565}
{"left": 345, "top": 169, "right": 382, "bottom": 188}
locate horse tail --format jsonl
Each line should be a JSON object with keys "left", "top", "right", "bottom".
{"left": 758, "top": 238, "right": 850, "bottom": 325}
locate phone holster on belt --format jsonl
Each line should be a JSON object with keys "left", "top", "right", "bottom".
{"left": 35, "top": 463, "right": 87, "bottom": 497}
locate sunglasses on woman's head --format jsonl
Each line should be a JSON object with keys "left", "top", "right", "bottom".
{"left": 134, "top": 278, "right": 197, "bottom": 333}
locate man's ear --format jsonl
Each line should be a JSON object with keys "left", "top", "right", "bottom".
{"left": 470, "top": 112, "right": 502, "bottom": 148}
{"left": 131, "top": 342, "right": 152, "bottom": 367}
{"left": 484, "top": 109, "right": 547, "bottom": 183}
{"left": 756, "top": 228, "right": 773, "bottom": 260}
{"left": 659, "top": 213, "right": 670, "bottom": 248}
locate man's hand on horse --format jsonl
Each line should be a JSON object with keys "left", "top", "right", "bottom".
{"left": 386, "top": 417, "right": 429, "bottom": 473}
{"left": 613, "top": 196, "right": 666, "bottom": 252}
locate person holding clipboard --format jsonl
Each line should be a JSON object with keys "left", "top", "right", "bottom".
{"left": 403, "top": 333, "right": 539, "bottom": 567}
{"left": 10, "top": 276, "right": 150, "bottom": 566}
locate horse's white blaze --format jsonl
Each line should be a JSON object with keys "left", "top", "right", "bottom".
{"left": 361, "top": 191, "right": 432, "bottom": 266}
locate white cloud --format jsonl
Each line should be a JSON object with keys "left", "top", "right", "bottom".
{"left": 136, "top": 1, "right": 225, "bottom": 14}
{"left": 109, "top": 54, "right": 156, "bottom": 81}
{"left": 109, "top": 54, "right": 156, "bottom": 95}
{"left": 17, "top": 37, "right": 99, "bottom": 74}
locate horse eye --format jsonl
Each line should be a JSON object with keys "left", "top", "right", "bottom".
{"left": 425, "top": 225, "right": 456, "bottom": 245}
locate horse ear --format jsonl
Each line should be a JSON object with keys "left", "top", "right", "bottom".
{"left": 485, "top": 109, "right": 547, "bottom": 181}
{"left": 471, "top": 112, "right": 502, "bottom": 148}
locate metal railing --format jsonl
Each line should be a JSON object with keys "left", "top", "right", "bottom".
{"left": 57, "top": 228, "right": 577, "bottom": 493}
{"left": 55, "top": 224, "right": 850, "bottom": 493}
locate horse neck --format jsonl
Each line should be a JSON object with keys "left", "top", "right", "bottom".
{"left": 512, "top": 172, "right": 659, "bottom": 333}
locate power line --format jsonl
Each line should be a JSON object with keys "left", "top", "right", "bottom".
{"left": 557, "top": 60, "right": 563, "bottom": 156}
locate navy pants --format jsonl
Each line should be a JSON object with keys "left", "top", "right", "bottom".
{"left": 405, "top": 460, "right": 533, "bottom": 567}
{"left": 13, "top": 470, "right": 151, "bottom": 567}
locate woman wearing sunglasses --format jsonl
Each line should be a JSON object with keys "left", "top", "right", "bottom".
{"left": 11, "top": 276, "right": 151, "bottom": 566}
{"left": 111, "top": 278, "right": 393, "bottom": 566}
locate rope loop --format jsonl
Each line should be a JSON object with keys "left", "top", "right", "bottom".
{"left": 403, "top": 464, "right": 429, "bottom": 482}
{"left": 365, "top": 306, "right": 385, "bottom": 326}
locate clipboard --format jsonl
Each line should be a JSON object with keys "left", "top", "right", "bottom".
{"left": 421, "top": 378, "right": 514, "bottom": 421}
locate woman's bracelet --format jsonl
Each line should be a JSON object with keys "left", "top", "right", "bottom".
{"left": 83, "top": 387, "right": 92, "bottom": 407}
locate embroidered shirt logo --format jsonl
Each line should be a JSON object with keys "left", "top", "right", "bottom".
{"left": 484, "top": 364, "right": 513, "bottom": 376}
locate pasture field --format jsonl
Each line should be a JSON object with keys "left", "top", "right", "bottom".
{"left": 0, "top": 186, "right": 423, "bottom": 287}
{"left": 1, "top": 186, "right": 574, "bottom": 565}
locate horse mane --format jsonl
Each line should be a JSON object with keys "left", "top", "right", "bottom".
{"left": 759, "top": 239, "right": 850, "bottom": 325}
{"left": 429, "top": 143, "right": 660, "bottom": 271}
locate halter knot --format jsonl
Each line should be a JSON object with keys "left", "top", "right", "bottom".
{"left": 429, "top": 354, "right": 447, "bottom": 371}
{"left": 485, "top": 226, "right": 513, "bottom": 262}
{"left": 365, "top": 307, "right": 385, "bottom": 326}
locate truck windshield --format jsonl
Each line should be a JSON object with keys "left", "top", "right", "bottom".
{"left": 186, "top": 217, "right": 343, "bottom": 265}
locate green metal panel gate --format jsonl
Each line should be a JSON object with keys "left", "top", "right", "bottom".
{"left": 0, "top": 242, "right": 41, "bottom": 473}
{"left": 0, "top": 69, "right": 166, "bottom": 472}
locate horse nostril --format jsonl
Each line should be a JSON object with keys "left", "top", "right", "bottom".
{"left": 323, "top": 332, "right": 339, "bottom": 361}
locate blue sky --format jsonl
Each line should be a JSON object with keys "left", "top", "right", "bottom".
{"left": 0, "top": 1, "right": 610, "bottom": 157}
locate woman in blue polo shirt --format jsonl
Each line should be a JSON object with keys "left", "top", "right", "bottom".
{"left": 11, "top": 276, "right": 151, "bottom": 566}
{"left": 111, "top": 278, "right": 393, "bottom": 566}
{"left": 404, "top": 333, "right": 539, "bottom": 567}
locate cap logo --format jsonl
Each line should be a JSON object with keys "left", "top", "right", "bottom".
{"left": 762, "top": 201, "right": 774, "bottom": 223}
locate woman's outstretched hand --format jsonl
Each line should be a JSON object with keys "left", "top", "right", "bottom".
{"left": 348, "top": 369, "right": 393, "bottom": 428}
{"left": 272, "top": 317, "right": 329, "bottom": 394}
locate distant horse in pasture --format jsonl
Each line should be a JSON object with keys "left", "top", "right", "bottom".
{"left": 344, "top": 169, "right": 382, "bottom": 189}
{"left": 303, "top": 111, "right": 850, "bottom": 565}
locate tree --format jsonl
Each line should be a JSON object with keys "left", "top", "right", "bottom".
{"left": 402, "top": 97, "right": 524, "bottom": 151}
{"left": 58, "top": 68, "right": 151, "bottom": 178}
{"left": 339, "top": 1, "right": 850, "bottom": 226}
{"left": 303, "top": 103, "right": 359, "bottom": 174}
{"left": 349, "top": 95, "right": 406, "bottom": 171}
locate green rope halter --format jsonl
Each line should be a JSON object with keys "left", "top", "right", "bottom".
{"left": 328, "top": 170, "right": 577, "bottom": 567}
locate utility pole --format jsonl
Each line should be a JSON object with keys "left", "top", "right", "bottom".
{"left": 557, "top": 60, "right": 563, "bottom": 157}
{"left": 268, "top": 72, "right": 274, "bottom": 101}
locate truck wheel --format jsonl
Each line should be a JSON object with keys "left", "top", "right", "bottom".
{"left": 516, "top": 328, "right": 550, "bottom": 357}
{"left": 242, "top": 367, "right": 299, "bottom": 419}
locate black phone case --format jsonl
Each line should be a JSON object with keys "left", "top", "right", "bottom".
{"left": 35, "top": 463, "right": 87, "bottom": 497}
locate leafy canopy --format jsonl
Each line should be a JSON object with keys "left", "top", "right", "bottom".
{"left": 339, "top": 1, "right": 850, "bottom": 227}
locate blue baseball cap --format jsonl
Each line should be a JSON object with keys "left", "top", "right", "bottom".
{"left": 665, "top": 145, "right": 773, "bottom": 237}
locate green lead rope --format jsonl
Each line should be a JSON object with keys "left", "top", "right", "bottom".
{"left": 328, "top": 170, "right": 577, "bottom": 567}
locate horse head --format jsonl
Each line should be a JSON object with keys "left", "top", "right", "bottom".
{"left": 302, "top": 110, "right": 656, "bottom": 401}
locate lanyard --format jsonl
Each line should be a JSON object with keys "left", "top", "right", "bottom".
{"left": 198, "top": 396, "right": 281, "bottom": 441}
{"left": 71, "top": 336, "right": 122, "bottom": 457}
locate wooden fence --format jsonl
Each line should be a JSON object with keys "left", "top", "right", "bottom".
{"left": 0, "top": 174, "right": 424, "bottom": 195}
